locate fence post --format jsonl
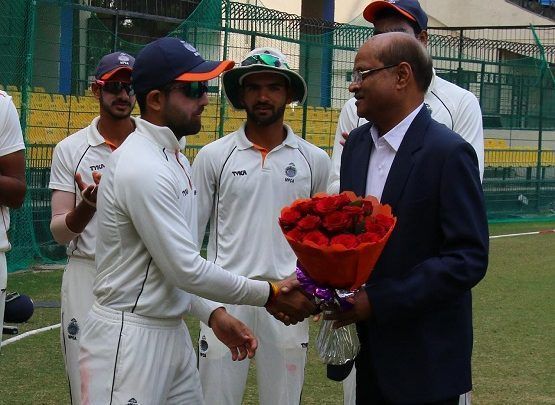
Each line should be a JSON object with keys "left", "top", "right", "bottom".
{"left": 20, "top": 0, "right": 38, "bottom": 143}
{"left": 218, "top": 0, "right": 231, "bottom": 139}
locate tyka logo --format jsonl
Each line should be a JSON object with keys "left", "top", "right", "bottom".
{"left": 232, "top": 170, "right": 247, "bottom": 176}
{"left": 89, "top": 163, "right": 105, "bottom": 171}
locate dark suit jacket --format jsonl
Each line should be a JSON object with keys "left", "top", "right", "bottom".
{"left": 330, "top": 106, "right": 488, "bottom": 403}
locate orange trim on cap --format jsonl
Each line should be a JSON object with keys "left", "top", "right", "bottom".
{"left": 175, "top": 60, "right": 235, "bottom": 82}
{"left": 363, "top": 1, "right": 417, "bottom": 25}
{"left": 252, "top": 143, "right": 269, "bottom": 166}
{"left": 100, "top": 66, "right": 133, "bottom": 81}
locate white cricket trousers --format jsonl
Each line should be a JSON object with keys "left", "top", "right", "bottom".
{"left": 60, "top": 256, "right": 96, "bottom": 405}
{"left": 0, "top": 253, "right": 6, "bottom": 351}
{"left": 79, "top": 302, "right": 203, "bottom": 405}
{"left": 199, "top": 304, "right": 308, "bottom": 405}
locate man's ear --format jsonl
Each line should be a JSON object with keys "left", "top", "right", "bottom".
{"left": 91, "top": 82, "right": 101, "bottom": 100}
{"left": 417, "top": 30, "right": 428, "bottom": 47}
{"left": 146, "top": 90, "right": 164, "bottom": 113}
{"left": 395, "top": 62, "right": 412, "bottom": 90}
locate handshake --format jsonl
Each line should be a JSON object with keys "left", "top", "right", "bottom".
{"left": 264, "top": 275, "right": 318, "bottom": 326}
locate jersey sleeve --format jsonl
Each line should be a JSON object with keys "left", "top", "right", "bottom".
{"left": 115, "top": 162, "right": 270, "bottom": 307}
{"left": 453, "top": 92, "right": 484, "bottom": 181}
{"left": 328, "top": 98, "right": 360, "bottom": 194}
{"left": 49, "top": 141, "right": 76, "bottom": 193}
{"left": 0, "top": 95, "right": 25, "bottom": 157}
{"left": 311, "top": 147, "right": 332, "bottom": 196}
{"left": 191, "top": 146, "right": 217, "bottom": 251}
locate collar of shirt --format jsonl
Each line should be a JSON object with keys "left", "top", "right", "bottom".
{"left": 235, "top": 123, "right": 300, "bottom": 151}
{"left": 86, "top": 116, "right": 137, "bottom": 149}
{"left": 370, "top": 103, "right": 425, "bottom": 152}
{"left": 134, "top": 116, "right": 181, "bottom": 152}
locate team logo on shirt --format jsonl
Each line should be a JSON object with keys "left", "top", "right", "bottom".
{"left": 285, "top": 162, "right": 297, "bottom": 183}
{"left": 232, "top": 170, "right": 247, "bottom": 176}
{"left": 126, "top": 398, "right": 140, "bottom": 405}
{"left": 199, "top": 335, "right": 208, "bottom": 357}
{"left": 67, "top": 318, "right": 79, "bottom": 340}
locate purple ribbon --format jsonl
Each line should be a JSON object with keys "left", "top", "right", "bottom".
{"left": 296, "top": 264, "right": 354, "bottom": 310}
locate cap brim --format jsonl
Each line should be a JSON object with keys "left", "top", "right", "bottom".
{"left": 222, "top": 65, "right": 307, "bottom": 110}
{"left": 176, "top": 60, "right": 235, "bottom": 82}
{"left": 100, "top": 66, "right": 133, "bottom": 81}
{"left": 363, "top": 1, "right": 417, "bottom": 25}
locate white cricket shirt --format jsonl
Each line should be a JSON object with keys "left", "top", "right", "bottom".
{"left": 93, "top": 117, "right": 269, "bottom": 322}
{"left": 0, "top": 91, "right": 25, "bottom": 252}
{"left": 328, "top": 70, "right": 485, "bottom": 193}
{"left": 192, "top": 123, "right": 331, "bottom": 281}
{"left": 49, "top": 117, "right": 130, "bottom": 259}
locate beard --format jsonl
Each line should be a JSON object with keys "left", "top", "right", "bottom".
{"left": 164, "top": 112, "right": 201, "bottom": 140}
{"left": 245, "top": 103, "right": 285, "bottom": 127}
{"left": 100, "top": 96, "right": 133, "bottom": 120}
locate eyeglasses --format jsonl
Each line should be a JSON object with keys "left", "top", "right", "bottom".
{"left": 95, "top": 80, "right": 134, "bottom": 96}
{"left": 167, "top": 81, "right": 209, "bottom": 99}
{"left": 351, "top": 64, "right": 398, "bottom": 84}
{"left": 241, "top": 53, "right": 290, "bottom": 69}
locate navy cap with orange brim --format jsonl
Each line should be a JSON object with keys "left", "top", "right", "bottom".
{"left": 132, "top": 37, "right": 235, "bottom": 95}
{"left": 363, "top": 0, "right": 428, "bottom": 31}
{"left": 95, "top": 52, "right": 135, "bottom": 81}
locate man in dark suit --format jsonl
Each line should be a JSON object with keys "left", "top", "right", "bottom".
{"left": 326, "top": 32, "right": 489, "bottom": 404}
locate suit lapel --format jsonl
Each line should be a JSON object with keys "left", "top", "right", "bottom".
{"left": 381, "top": 107, "right": 431, "bottom": 207}
{"left": 352, "top": 127, "right": 373, "bottom": 196}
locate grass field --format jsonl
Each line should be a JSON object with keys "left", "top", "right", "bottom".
{"left": 1, "top": 222, "right": 554, "bottom": 404}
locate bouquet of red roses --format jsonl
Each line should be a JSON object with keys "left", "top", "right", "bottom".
{"left": 279, "top": 191, "right": 396, "bottom": 364}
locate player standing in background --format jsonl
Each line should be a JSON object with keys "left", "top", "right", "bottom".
{"left": 328, "top": 0, "right": 484, "bottom": 195}
{"left": 192, "top": 47, "right": 331, "bottom": 405}
{"left": 79, "top": 37, "right": 316, "bottom": 404}
{"left": 0, "top": 89, "right": 26, "bottom": 349}
{"left": 49, "top": 51, "right": 135, "bottom": 404}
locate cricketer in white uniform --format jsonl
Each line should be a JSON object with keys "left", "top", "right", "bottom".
{"left": 193, "top": 47, "right": 331, "bottom": 405}
{"left": 327, "top": 2, "right": 482, "bottom": 405}
{"left": 49, "top": 51, "right": 136, "bottom": 404}
{"left": 328, "top": 1, "right": 484, "bottom": 195}
{"left": 0, "top": 90, "right": 26, "bottom": 349}
{"left": 79, "top": 37, "right": 316, "bottom": 405}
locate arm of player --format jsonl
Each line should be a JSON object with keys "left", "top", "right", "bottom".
{"left": 0, "top": 150, "right": 26, "bottom": 208}
{"left": 49, "top": 172, "right": 101, "bottom": 244}
{"left": 208, "top": 307, "right": 258, "bottom": 361}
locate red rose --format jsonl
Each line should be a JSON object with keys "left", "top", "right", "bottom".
{"left": 330, "top": 234, "right": 359, "bottom": 248}
{"left": 357, "top": 232, "right": 381, "bottom": 244}
{"left": 287, "top": 227, "right": 305, "bottom": 242}
{"left": 323, "top": 211, "right": 353, "bottom": 233}
{"left": 314, "top": 195, "right": 349, "bottom": 215}
{"left": 303, "top": 230, "right": 329, "bottom": 246}
{"left": 342, "top": 205, "right": 364, "bottom": 217}
{"left": 364, "top": 217, "right": 387, "bottom": 236}
{"left": 361, "top": 200, "right": 374, "bottom": 215}
{"left": 293, "top": 199, "right": 316, "bottom": 214}
{"left": 280, "top": 207, "right": 301, "bottom": 226}
{"left": 375, "top": 213, "right": 394, "bottom": 230}
{"left": 297, "top": 215, "right": 321, "bottom": 231}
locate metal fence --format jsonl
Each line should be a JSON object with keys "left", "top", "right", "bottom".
{"left": 2, "top": 0, "right": 555, "bottom": 270}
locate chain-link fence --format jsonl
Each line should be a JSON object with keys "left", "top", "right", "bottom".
{"left": 2, "top": 0, "right": 555, "bottom": 271}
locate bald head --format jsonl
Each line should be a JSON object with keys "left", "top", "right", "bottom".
{"left": 360, "top": 32, "right": 433, "bottom": 93}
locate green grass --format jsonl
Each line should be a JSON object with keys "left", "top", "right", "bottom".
{"left": 1, "top": 222, "right": 554, "bottom": 404}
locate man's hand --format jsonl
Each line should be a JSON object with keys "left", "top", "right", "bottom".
{"left": 265, "top": 275, "right": 317, "bottom": 326}
{"left": 324, "top": 289, "right": 372, "bottom": 328}
{"left": 339, "top": 131, "right": 349, "bottom": 147}
{"left": 208, "top": 308, "right": 258, "bottom": 361}
{"left": 75, "top": 171, "right": 101, "bottom": 207}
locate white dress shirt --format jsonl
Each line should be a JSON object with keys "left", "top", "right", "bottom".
{"left": 366, "top": 104, "right": 423, "bottom": 201}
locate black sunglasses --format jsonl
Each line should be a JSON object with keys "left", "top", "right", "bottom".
{"left": 166, "top": 81, "right": 209, "bottom": 99}
{"left": 96, "top": 80, "right": 134, "bottom": 96}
